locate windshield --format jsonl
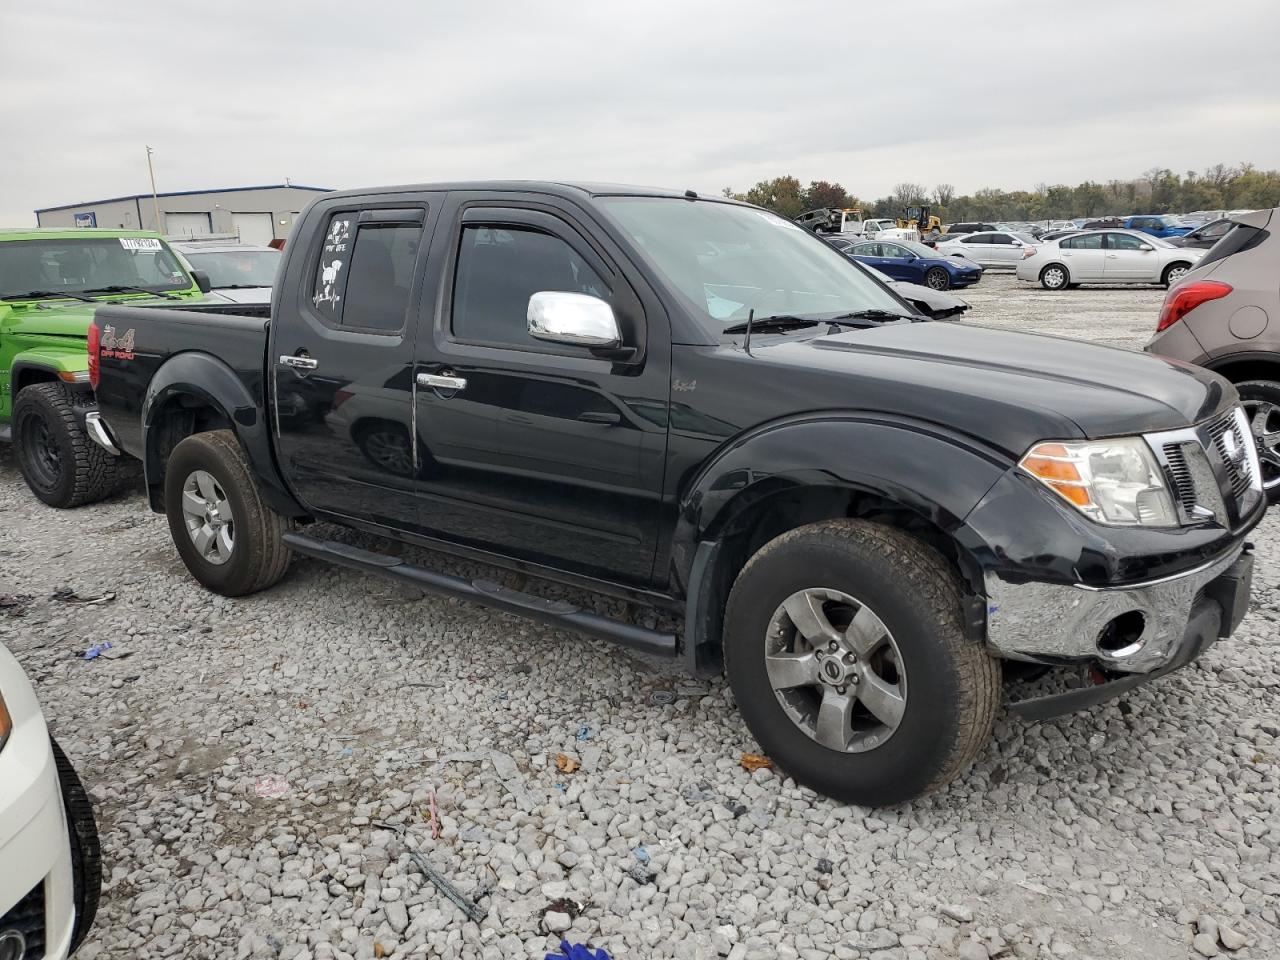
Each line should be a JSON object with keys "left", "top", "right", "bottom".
{"left": 0, "top": 236, "right": 190, "bottom": 300}
{"left": 184, "top": 248, "right": 281, "bottom": 288}
{"left": 601, "top": 198, "right": 905, "bottom": 333}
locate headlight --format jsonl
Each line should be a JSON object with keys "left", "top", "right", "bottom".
{"left": 1020, "top": 437, "right": 1178, "bottom": 527}
{"left": 0, "top": 690, "right": 11, "bottom": 753}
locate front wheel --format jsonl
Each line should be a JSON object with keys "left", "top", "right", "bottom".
{"left": 13, "top": 383, "right": 118, "bottom": 507}
{"left": 51, "top": 738, "right": 101, "bottom": 954}
{"left": 924, "top": 267, "right": 951, "bottom": 291}
{"left": 1040, "top": 264, "right": 1069, "bottom": 290}
{"left": 723, "top": 519, "right": 1000, "bottom": 805}
{"left": 164, "top": 430, "right": 292, "bottom": 596}
{"left": 1163, "top": 262, "right": 1192, "bottom": 287}
{"left": 1236, "top": 380, "right": 1280, "bottom": 504}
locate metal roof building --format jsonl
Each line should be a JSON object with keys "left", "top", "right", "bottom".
{"left": 34, "top": 183, "right": 331, "bottom": 246}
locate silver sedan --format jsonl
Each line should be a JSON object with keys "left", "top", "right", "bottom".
{"left": 1016, "top": 229, "right": 1204, "bottom": 289}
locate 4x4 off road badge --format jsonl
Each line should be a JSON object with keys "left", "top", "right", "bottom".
{"left": 100, "top": 324, "right": 136, "bottom": 360}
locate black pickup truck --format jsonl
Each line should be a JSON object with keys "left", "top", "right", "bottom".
{"left": 89, "top": 182, "right": 1262, "bottom": 805}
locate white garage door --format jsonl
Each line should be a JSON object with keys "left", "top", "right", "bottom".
{"left": 232, "top": 212, "right": 275, "bottom": 246}
{"left": 165, "top": 212, "right": 212, "bottom": 237}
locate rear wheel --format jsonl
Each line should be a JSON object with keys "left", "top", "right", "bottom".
{"left": 924, "top": 267, "right": 951, "bottom": 291}
{"left": 1163, "top": 262, "right": 1193, "bottom": 287}
{"left": 13, "top": 383, "right": 118, "bottom": 508}
{"left": 723, "top": 519, "right": 1000, "bottom": 805}
{"left": 164, "top": 430, "right": 292, "bottom": 596}
{"left": 1040, "top": 264, "right": 1069, "bottom": 290}
{"left": 1236, "top": 380, "right": 1280, "bottom": 504}
{"left": 51, "top": 738, "right": 101, "bottom": 954}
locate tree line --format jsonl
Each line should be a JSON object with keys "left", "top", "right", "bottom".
{"left": 722, "top": 163, "right": 1280, "bottom": 223}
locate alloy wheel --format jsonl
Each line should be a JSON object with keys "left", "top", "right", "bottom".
{"left": 181, "top": 470, "right": 235, "bottom": 565}
{"left": 1043, "top": 267, "right": 1066, "bottom": 289}
{"left": 926, "top": 270, "right": 949, "bottom": 291}
{"left": 1166, "top": 265, "right": 1190, "bottom": 285}
{"left": 764, "top": 588, "right": 907, "bottom": 753}
{"left": 1242, "top": 399, "right": 1280, "bottom": 490}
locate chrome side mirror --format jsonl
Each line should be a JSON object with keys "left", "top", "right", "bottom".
{"left": 527, "top": 291, "right": 621, "bottom": 349}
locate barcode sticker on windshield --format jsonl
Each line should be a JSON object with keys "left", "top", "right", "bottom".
{"left": 119, "top": 237, "right": 162, "bottom": 251}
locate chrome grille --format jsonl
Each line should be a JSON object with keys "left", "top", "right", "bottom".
{"left": 1208, "top": 411, "right": 1254, "bottom": 498}
{"left": 1161, "top": 442, "right": 1198, "bottom": 514}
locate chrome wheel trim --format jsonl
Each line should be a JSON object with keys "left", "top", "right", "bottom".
{"left": 1043, "top": 266, "right": 1066, "bottom": 289}
{"left": 765, "top": 588, "right": 907, "bottom": 754}
{"left": 181, "top": 470, "right": 235, "bottom": 565}
{"left": 1242, "top": 398, "right": 1280, "bottom": 490}
{"left": 1166, "top": 265, "right": 1190, "bottom": 285}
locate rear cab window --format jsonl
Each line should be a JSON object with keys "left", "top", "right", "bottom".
{"left": 312, "top": 210, "right": 424, "bottom": 333}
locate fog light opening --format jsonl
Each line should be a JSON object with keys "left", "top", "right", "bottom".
{"left": 1097, "top": 611, "right": 1146, "bottom": 658}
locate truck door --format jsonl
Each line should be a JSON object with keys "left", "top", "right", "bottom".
{"left": 270, "top": 200, "right": 437, "bottom": 526}
{"left": 412, "top": 199, "right": 670, "bottom": 586}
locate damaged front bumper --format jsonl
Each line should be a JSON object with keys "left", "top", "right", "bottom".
{"left": 984, "top": 545, "right": 1253, "bottom": 719}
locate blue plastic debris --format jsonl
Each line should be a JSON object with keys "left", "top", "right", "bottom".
{"left": 339, "top": 747, "right": 353, "bottom": 758}
{"left": 575, "top": 725, "right": 592, "bottom": 741}
{"left": 545, "top": 941, "right": 611, "bottom": 960}
{"left": 632, "top": 844, "right": 650, "bottom": 864}
{"left": 83, "top": 642, "right": 112, "bottom": 661}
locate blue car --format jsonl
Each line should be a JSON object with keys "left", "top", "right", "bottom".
{"left": 1123, "top": 215, "right": 1192, "bottom": 240}
{"left": 829, "top": 237, "right": 983, "bottom": 290}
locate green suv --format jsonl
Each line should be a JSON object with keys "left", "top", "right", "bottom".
{"left": 0, "top": 228, "right": 207, "bottom": 506}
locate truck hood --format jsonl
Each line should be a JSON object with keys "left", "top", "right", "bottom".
{"left": 756, "top": 321, "right": 1233, "bottom": 453}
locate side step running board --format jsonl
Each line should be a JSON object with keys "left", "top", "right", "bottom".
{"left": 282, "top": 532, "right": 678, "bottom": 659}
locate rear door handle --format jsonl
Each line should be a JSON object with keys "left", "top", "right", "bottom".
{"left": 1106, "top": 254, "right": 1119, "bottom": 259}
{"left": 417, "top": 373, "right": 468, "bottom": 391}
{"left": 279, "top": 355, "right": 318, "bottom": 370}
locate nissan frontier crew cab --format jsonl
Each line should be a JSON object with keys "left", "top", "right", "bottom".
{"left": 88, "top": 183, "right": 1262, "bottom": 805}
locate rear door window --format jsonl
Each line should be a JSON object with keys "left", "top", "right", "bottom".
{"left": 1061, "top": 233, "right": 1103, "bottom": 250}
{"left": 312, "top": 213, "right": 423, "bottom": 332}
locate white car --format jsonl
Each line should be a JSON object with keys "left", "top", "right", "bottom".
{"left": 0, "top": 642, "right": 100, "bottom": 958}
{"left": 933, "top": 230, "right": 1038, "bottom": 268}
{"left": 171, "top": 241, "right": 281, "bottom": 307}
{"left": 1016, "top": 228, "right": 1204, "bottom": 290}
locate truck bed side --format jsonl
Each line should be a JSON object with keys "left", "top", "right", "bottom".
{"left": 92, "top": 303, "right": 297, "bottom": 514}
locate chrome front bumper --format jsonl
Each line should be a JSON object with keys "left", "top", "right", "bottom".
{"left": 984, "top": 545, "right": 1249, "bottom": 674}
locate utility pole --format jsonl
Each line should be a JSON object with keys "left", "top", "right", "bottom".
{"left": 145, "top": 145, "right": 162, "bottom": 233}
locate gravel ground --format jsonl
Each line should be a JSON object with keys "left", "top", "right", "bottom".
{"left": 2, "top": 272, "right": 1277, "bottom": 960}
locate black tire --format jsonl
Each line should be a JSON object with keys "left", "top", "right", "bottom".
{"left": 1235, "top": 380, "right": 1280, "bottom": 505}
{"left": 1039, "top": 264, "right": 1070, "bottom": 290}
{"left": 163, "top": 430, "right": 292, "bottom": 596}
{"left": 12, "top": 383, "right": 118, "bottom": 508}
{"left": 924, "top": 267, "right": 950, "bottom": 291}
{"left": 1162, "top": 262, "right": 1193, "bottom": 288}
{"left": 50, "top": 738, "right": 101, "bottom": 954}
{"left": 723, "top": 519, "right": 1000, "bottom": 805}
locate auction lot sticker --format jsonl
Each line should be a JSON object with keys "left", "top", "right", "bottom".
{"left": 119, "top": 237, "right": 162, "bottom": 251}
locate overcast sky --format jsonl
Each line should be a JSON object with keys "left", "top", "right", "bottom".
{"left": 2, "top": 0, "right": 1277, "bottom": 225}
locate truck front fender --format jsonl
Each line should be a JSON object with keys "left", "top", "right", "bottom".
{"left": 671, "top": 414, "right": 1011, "bottom": 675}
{"left": 142, "top": 351, "right": 303, "bottom": 517}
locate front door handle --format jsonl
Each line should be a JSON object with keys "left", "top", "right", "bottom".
{"left": 417, "top": 372, "right": 468, "bottom": 391}
{"left": 280, "top": 355, "right": 318, "bottom": 370}
{"left": 1106, "top": 254, "right": 1119, "bottom": 259}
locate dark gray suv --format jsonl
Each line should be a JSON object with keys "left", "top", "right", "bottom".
{"left": 1146, "top": 208, "right": 1280, "bottom": 499}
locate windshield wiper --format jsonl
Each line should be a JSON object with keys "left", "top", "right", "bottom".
{"left": 82, "top": 285, "right": 182, "bottom": 300}
{"left": 827, "top": 309, "right": 920, "bottom": 323}
{"left": 215, "top": 284, "right": 267, "bottom": 290}
{"left": 721, "top": 314, "right": 818, "bottom": 334}
{"left": 1, "top": 289, "right": 98, "bottom": 303}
